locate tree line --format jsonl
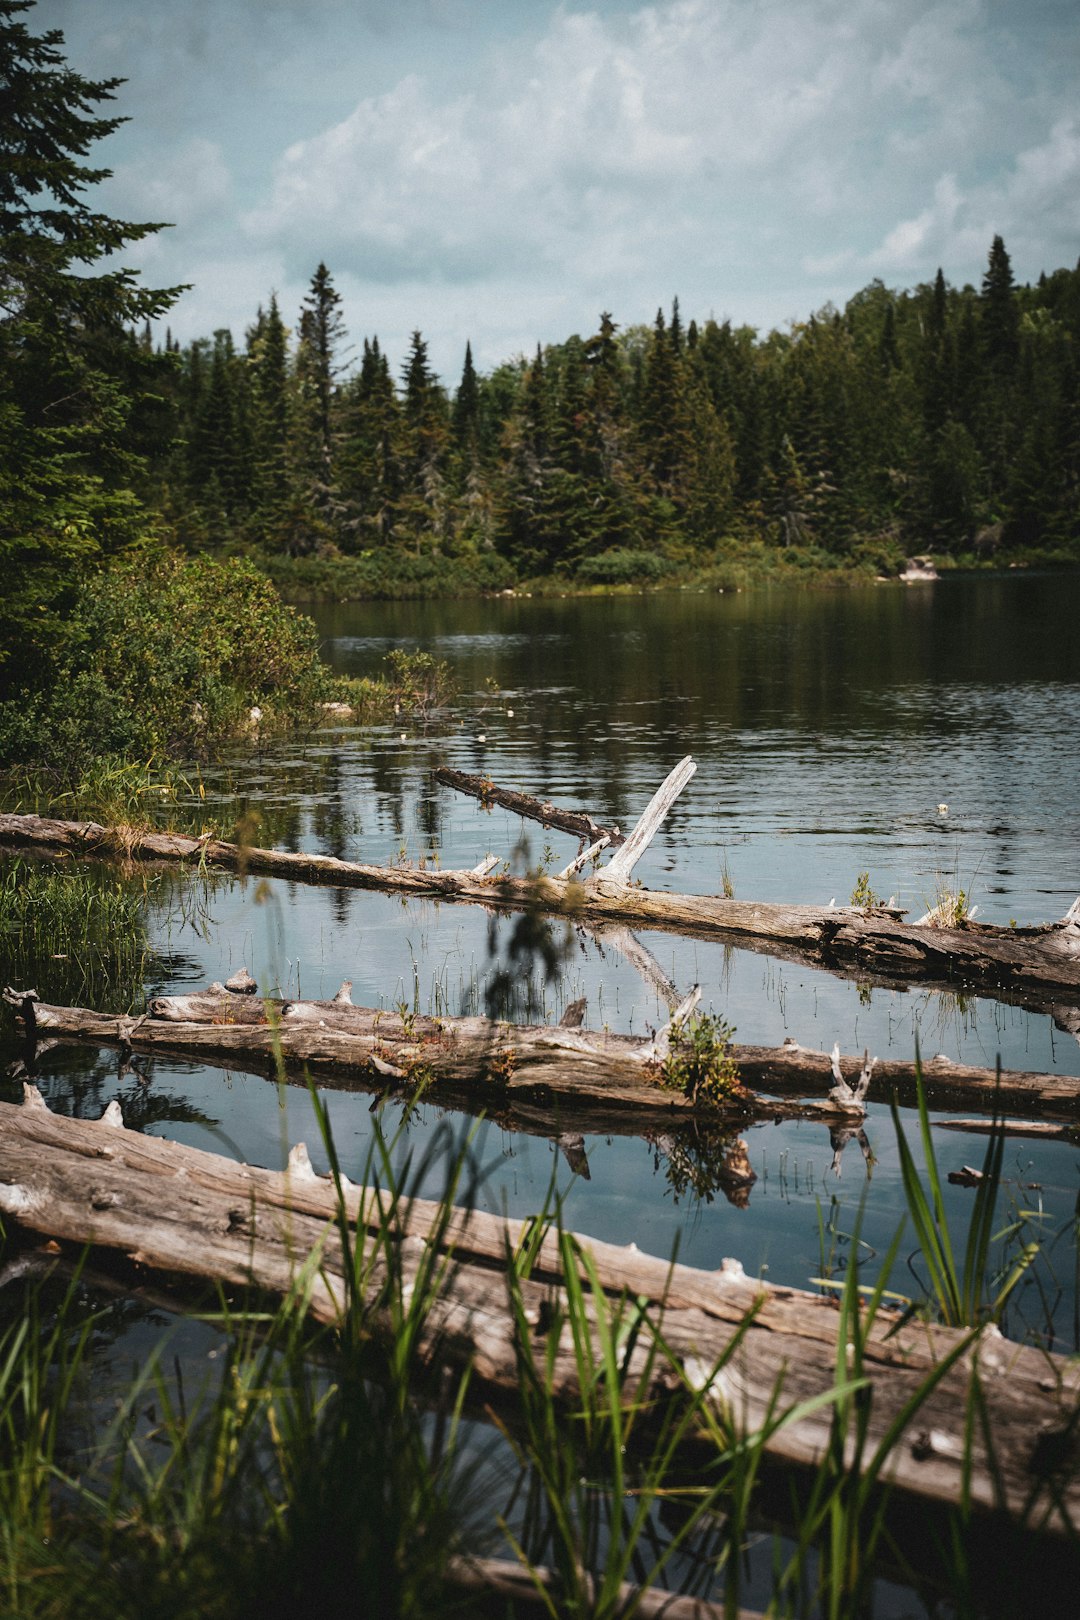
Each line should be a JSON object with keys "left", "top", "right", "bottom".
{"left": 3, "top": 0, "right": 1079, "bottom": 718}
{"left": 151, "top": 242, "right": 1080, "bottom": 577}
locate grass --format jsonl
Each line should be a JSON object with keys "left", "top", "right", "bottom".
{"left": 890, "top": 1056, "right": 1039, "bottom": 1328}
{"left": 0, "top": 1076, "right": 1072, "bottom": 1618}
{"left": 0, "top": 859, "right": 154, "bottom": 1013}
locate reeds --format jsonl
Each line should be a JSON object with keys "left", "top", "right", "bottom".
{"left": 890, "top": 1056, "right": 1038, "bottom": 1328}
{"left": 0, "top": 859, "right": 153, "bottom": 1011}
{"left": 0, "top": 1088, "right": 1071, "bottom": 1619}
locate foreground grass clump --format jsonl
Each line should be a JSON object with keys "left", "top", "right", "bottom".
{"left": 0, "top": 1088, "right": 1071, "bottom": 1618}
{"left": 0, "top": 551, "right": 329, "bottom": 775}
{"left": 0, "top": 860, "right": 153, "bottom": 1013}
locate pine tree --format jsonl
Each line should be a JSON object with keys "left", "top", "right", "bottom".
{"left": 981, "top": 234, "right": 1019, "bottom": 372}
{"left": 395, "top": 330, "right": 449, "bottom": 550}
{"left": 452, "top": 340, "right": 480, "bottom": 448}
{"left": 670, "top": 296, "right": 684, "bottom": 354}
{"left": 248, "top": 294, "right": 290, "bottom": 519}
{"left": 0, "top": 0, "right": 182, "bottom": 689}
{"left": 299, "top": 262, "right": 347, "bottom": 470}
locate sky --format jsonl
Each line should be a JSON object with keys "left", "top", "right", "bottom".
{"left": 34, "top": 0, "right": 1080, "bottom": 383}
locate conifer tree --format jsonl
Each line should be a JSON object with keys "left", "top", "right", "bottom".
{"left": 248, "top": 294, "right": 290, "bottom": 519}
{"left": 981, "top": 234, "right": 1019, "bottom": 372}
{"left": 0, "top": 0, "right": 181, "bottom": 688}
{"left": 452, "top": 340, "right": 480, "bottom": 448}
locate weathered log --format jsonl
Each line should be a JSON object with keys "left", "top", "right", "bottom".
{"left": 7, "top": 986, "right": 1080, "bottom": 1124}
{"left": 445, "top": 1556, "right": 760, "bottom": 1619}
{"left": 603, "top": 755, "right": 696, "bottom": 883}
{"left": 3, "top": 810, "right": 1078, "bottom": 1017}
{"left": 0, "top": 1090, "right": 1077, "bottom": 1534}
{"left": 934, "top": 1118, "right": 1080, "bottom": 1142}
{"left": 433, "top": 765, "right": 626, "bottom": 847}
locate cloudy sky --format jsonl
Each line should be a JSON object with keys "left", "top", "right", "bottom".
{"left": 35, "top": 0, "right": 1080, "bottom": 381}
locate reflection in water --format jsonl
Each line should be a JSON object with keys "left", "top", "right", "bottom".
{"left": 647, "top": 1125, "right": 756, "bottom": 1209}
{"left": 6, "top": 1044, "right": 217, "bottom": 1136}
{"left": 2, "top": 575, "right": 1078, "bottom": 1354}
{"left": 827, "top": 1122, "right": 877, "bottom": 1180}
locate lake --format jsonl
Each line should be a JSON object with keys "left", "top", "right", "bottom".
{"left": 5, "top": 571, "right": 1080, "bottom": 1350}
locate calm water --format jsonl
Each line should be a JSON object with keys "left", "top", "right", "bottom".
{"left": 5, "top": 574, "right": 1080, "bottom": 1350}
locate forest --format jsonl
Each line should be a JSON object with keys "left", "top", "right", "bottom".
{"left": 150, "top": 243, "right": 1080, "bottom": 586}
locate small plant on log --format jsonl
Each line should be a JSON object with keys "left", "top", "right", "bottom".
{"left": 850, "top": 871, "right": 881, "bottom": 909}
{"left": 659, "top": 1013, "right": 741, "bottom": 1106}
{"left": 924, "top": 884, "right": 973, "bottom": 928}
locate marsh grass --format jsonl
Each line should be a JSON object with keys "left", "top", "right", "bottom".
{"left": 891, "top": 1058, "right": 1039, "bottom": 1328}
{"left": 0, "top": 1090, "right": 1071, "bottom": 1619}
{"left": 0, "top": 860, "right": 154, "bottom": 1013}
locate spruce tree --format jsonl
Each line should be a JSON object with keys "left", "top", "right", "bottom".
{"left": 299, "top": 262, "right": 347, "bottom": 469}
{"left": 248, "top": 294, "right": 290, "bottom": 520}
{"left": 452, "top": 340, "right": 480, "bottom": 448}
{"left": 0, "top": 0, "right": 182, "bottom": 688}
{"left": 981, "top": 234, "right": 1019, "bottom": 372}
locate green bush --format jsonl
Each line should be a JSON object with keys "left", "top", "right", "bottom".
{"left": 262, "top": 550, "right": 516, "bottom": 602}
{"left": 0, "top": 551, "right": 328, "bottom": 768}
{"left": 574, "top": 548, "right": 670, "bottom": 585}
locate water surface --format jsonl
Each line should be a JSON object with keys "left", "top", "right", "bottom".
{"left": 5, "top": 573, "right": 1079, "bottom": 1349}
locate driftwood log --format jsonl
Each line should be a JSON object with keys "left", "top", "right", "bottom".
{"left": 0, "top": 1089, "right": 1077, "bottom": 1536}
{"left": 432, "top": 766, "right": 626, "bottom": 849}
{"left": 3, "top": 796, "right": 1079, "bottom": 1019}
{"left": 7, "top": 985, "right": 1080, "bottom": 1127}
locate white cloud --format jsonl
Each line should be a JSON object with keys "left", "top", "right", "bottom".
{"left": 42, "top": 0, "right": 1079, "bottom": 365}
{"left": 242, "top": 0, "right": 1051, "bottom": 296}
{"left": 863, "top": 117, "right": 1080, "bottom": 282}
{"left": 108, "top": 138, "right": 232, "bottom": 230}
{"left": 869, "top": 174, "right": 964, "bottom": 270}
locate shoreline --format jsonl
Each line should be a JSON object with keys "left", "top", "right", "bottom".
{"left": 260, "top": 545, "right": 1080, "bottom": 606}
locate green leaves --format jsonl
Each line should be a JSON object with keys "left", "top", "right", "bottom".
{"left": 890, "top": 1053, "right": 1039, "bottom": 1328}
{"left": 0, "top": 1, "right": 184, "bottom": 692}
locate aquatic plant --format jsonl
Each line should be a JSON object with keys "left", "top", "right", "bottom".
{"left": 0, "top": 860, "right": 153, "bottom": 1013}
{"left": 890, "top": 1058, "right": 1039, "bottom": 1328}
{"left": 658, "top": 1012, "right": 741, "bottom": 1106}
{"left": 849, "top": 871, "right": 881, "bottom": 909}
{"left": 384, "top": 648, "right": 455, "bottom": 717}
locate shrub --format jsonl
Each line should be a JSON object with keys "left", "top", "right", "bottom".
{"left": 658, "top": 1012, "right": 741, "bottom": 1106}
{"left": 0, "top": 551, "right": 328, "bottom": 768}
{"left": 574, "top": 548, "right": 670, "bottom": 586}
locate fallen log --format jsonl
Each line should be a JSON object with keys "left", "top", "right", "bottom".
{"left": 445, "top": 1556, "right": 760, "bottom": 1619}
{"left": 3, "top": 806, "right": 1079, "bottom": 1018}
{"left": 432, "top": 765, "right": 626, "bottom": 848}
{"left": 0, "top": 1089, "right": 1077, "bottom": 1535}
{"left": 934, "top": 1118, "right": 1080, "bottom": 1142}
{"left": 7, "top": 985, "right": 1080, "bottom": 1124}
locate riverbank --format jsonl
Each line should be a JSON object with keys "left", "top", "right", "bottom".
{"left": 260, "top": 537, "right": 1079, "bottom": 604}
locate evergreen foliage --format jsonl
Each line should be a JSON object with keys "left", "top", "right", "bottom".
{"left": 1, "top": 0, "right": 1077, "bottom": 641}
{"left": 141, "top": 239, "right": 1079, "bottom": 581}
{"left": 0, "top": 0, "right": 183, "bottom": 690}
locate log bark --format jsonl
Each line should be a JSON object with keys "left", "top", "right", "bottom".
{"left": 0, "top": 1090, "right": 1077, "bottom": 1535}
{"left": 7, "top": 986, "right": 1080, "bottom": 1124}
{"left": 934, "top": 1118, "right": 1079, "bottom": 1142}
{"left": 444, "top": 1556, "right": 760, "bottom": 1619}
{"left": 2, "top": 810, "right": 1079, "bottom": 1016}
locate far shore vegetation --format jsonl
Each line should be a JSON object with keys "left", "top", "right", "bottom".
{"left": 2, "top": 0, "right": 1078, "bottom": 803}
